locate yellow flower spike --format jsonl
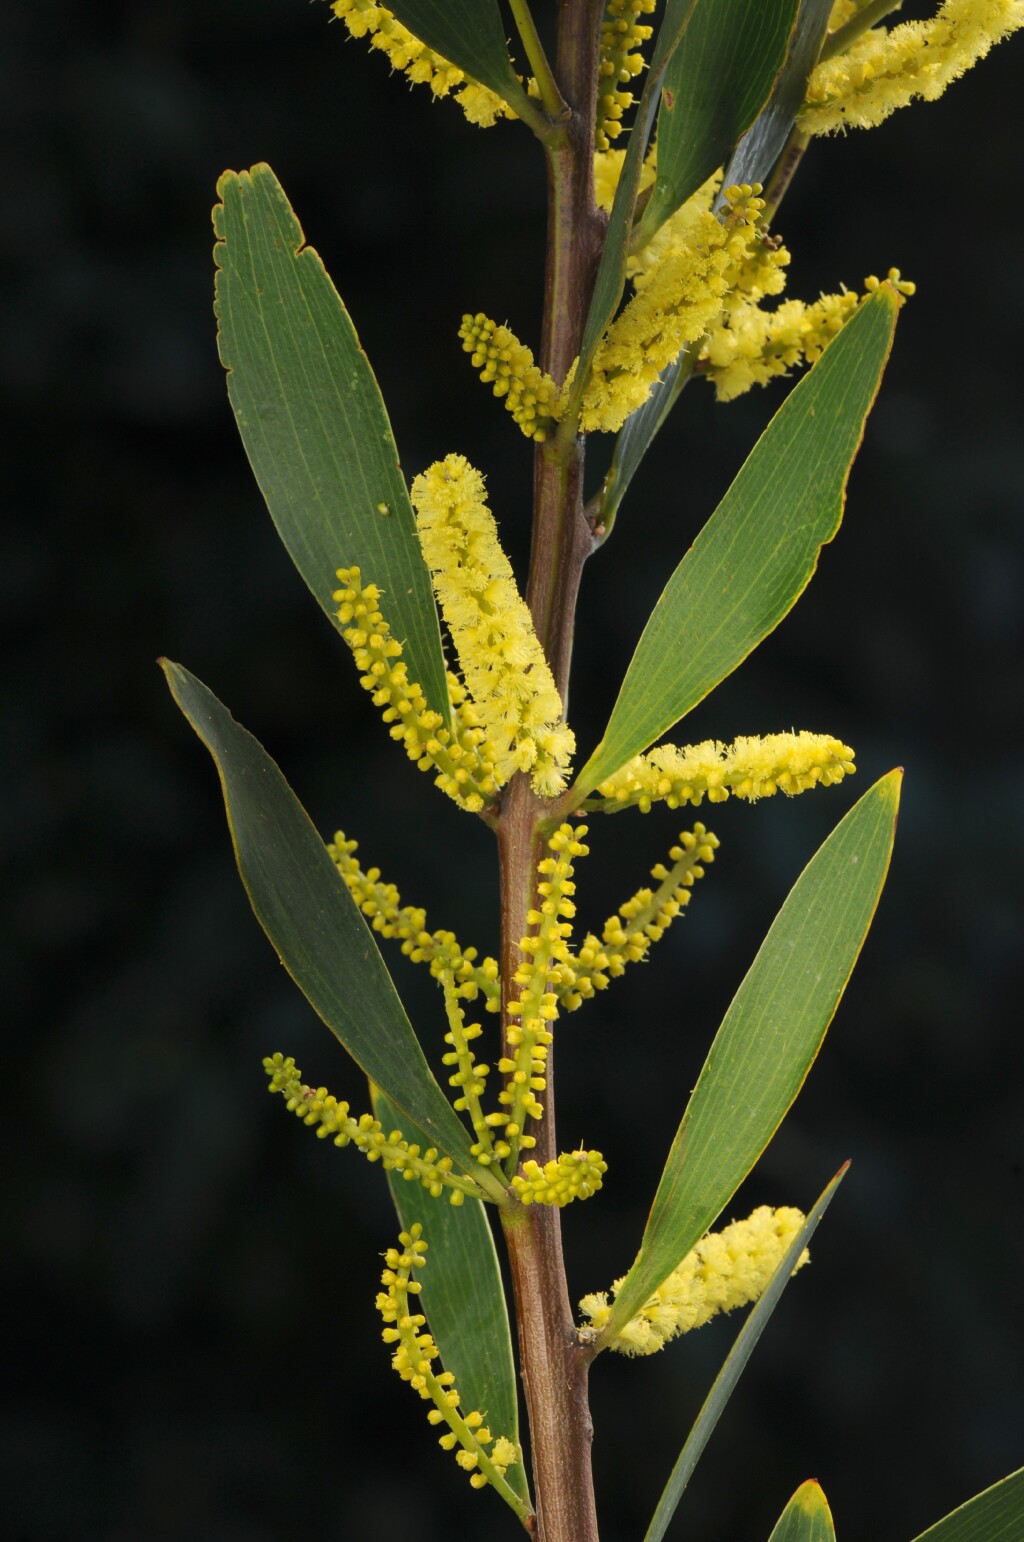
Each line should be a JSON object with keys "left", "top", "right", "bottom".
{"left": 438, "top": 969, "right": 498, "bottom": 1166}
{"left": 458, "top": 314, "right": 565, "bottom": 442}
{"left": 410, "top": 455, "right": 576, "bottom": 796}
{"left": 326, "top": 1, "right": 518, "bottom": 128}
{"left": 700, "top": 268, "right": 913, "bottom": 402}
{"left": 501, "top": 824, "right": 589, "bottom": 1172}
{"left": 511, "top": 1148, "right": 608, "bottom": 1207}
{"left": 596, "top": 0, "right": 658, "bottom": 151}
{"left": 327, "top": 831, "right": 502, "bottom": 1012}
{"left": 593, "top": 731, "right": 856, "bottom": 813}
{"left": 580, "top": 1205, "right": 810, "bottom": 1354}
{"left": 555, "top": 824, "right": 720, "bottom": 1010}
{"left": 263, "top": 1054, "right": 489, "bottom": 1204}
{"left": 580, "top": 183, "right": 765, "bottom": 433}
{"left": 376, "top": 1223, "right": 529, "bottom": 1519}
{"left": 333, "top": 566, "right": 499, "bottom": 813}
{"left": 802, "top": 0, "right": 1024, "bottom": 136}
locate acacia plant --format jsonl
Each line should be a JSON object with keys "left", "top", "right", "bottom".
{"left": 163, "top": 2, "right": 1023, "bottom": 1538}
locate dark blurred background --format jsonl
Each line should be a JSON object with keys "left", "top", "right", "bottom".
{"left": 4, "top": 2, "right": 1023, "bottom": 1538}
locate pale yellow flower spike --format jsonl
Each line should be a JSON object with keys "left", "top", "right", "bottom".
{"left": 554, "top": 823, "right": 719, "bottom": 1011}
{"left": 802, "top": 0, "right": 1024, "bottom": 136}
{"left": 333, "top": 566, "right": 500, "bottom": 813}
{"left": 377, "top": 1225, "right": 528, "bottom": 1519}
{"left": 327, "top": 1, "right": 517, "bottom": 128}
{"left": 459, "top": 314, "right": 565, "bottom": 442}
{"left": 596, "top": 0, "right": 658, "bottom": 151}
{"left": 581, "top": 184, "right": 767, "bottom": 434}
{"left": 263, "top": 1054, "right": 482, "bottom": 1205}
{"left": 580, "top": 1205, "right": 810, "bottom": 1354}
{"left": 595, "top": 730, "right": 856, "bottom": 813}
{"left": 700, "top": 269, "right": 915, "bottom": 403}
{"left": 328, "top": 831, "right": 501, "bottom": 1011}
{"left": 410, "top": 455, "right": 576, "bottom": 797}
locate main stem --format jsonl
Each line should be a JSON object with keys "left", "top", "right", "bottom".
{"left": 497, "top": 4, "right": 605, "bottom": 1541}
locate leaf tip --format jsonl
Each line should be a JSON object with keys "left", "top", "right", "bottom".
{"left": 792, "top": 1480, "right": 829, "bottom": 1516}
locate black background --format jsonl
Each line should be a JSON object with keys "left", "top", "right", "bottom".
{"left": 5, "top": 2, "right": 1023, "bottom": 1539}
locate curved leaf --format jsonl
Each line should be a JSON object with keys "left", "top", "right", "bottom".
{"left": 372, "top": 1087, "right": 528, "bottom": 1503}
{"left": 385, "top": 0, "right": 533, "bottom": 118}
{"left": 161, "top": 659, "right": 502, "bottom": 1191}
{"left": 909, "top": 1467, "right": 1024, "bottom": 1542}
{"left": 600, "top": 0, "right": 835, "bottom": 530}
{"left": 643, "top": 1167, "right": 847, "bottom": 1542}
{"left": 767, "top": 1482, "right": 838, "bottom": 1542}
{"left": 722, "top": 0, "right": 834, "bottom": 191}
{"left": 601, "top": 771, "right": 901, "bottom": 1340}
{"left": 642, "top": 0, "right": 800, "bottom": 239}
{"left": 575, "top": 285, "right": 899, "bottom": 799}
{"left": 213, "top": 164, "right": 450, "bottom": 726}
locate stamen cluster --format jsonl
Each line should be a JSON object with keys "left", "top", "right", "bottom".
{"left": 410, "top": 455, "right": 575, "bottom": 796}
{"left": 594, "top": 732, "right": 856, "bottom": 814}
{"left": 580, "top": 1205, "right": 809, "bottom": 1354}
{"left": 802, "top": 0, "right": 1024, "bottom": 135}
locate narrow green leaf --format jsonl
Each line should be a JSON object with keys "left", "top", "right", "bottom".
{"left": 576, "top": 286, "right": 899, "bottom": 798}
{"left": 213, "top": 163, "right": 450, "bottom": 726}
{"left": 372, "top": 1086, "right": 528, "bottom": 1503}
{"left": 643, "top": 1167, "right": 846, "bottom": 1542}
{"left": 643, "top": 0, "right": 799, "bottom": 238}
{"left": 602, "top": 771, "right": 901, "bottom": 1339}
{"left": 722, "top": 0, "right": 834, "bottom": 190}
{"left": 909, "top": 1467, "right": 1024, "bottom": 1542}
{"left": 161, "top": 660, "right": 496, "bottom": 1187}
{"left": 599, "top": 0, "right": 834, "bottom": 531}
{"left": 571, "top": 0, "right": 701, "bottom": 412}
{"left": 384, "top": 0, "right": 533, "bottom": 118}
{"left": 767, "top": 1481, "right": 838, "bottom": 1542}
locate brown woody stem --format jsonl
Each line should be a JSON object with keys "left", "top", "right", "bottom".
{"left": 495, "top": 3, "right": 605, "bottom": 1539}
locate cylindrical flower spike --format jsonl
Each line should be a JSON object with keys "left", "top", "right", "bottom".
{"left": 326, "top": 1, "right": 518, "bottom": 127}
{"left": 328, "top": 831, "right": 501, "bottom": 1011}
{"left": 410, "top": 455, "right": 575, "bottom": 796}
{"left": 459, "top": 315, "right": 565, "bottom": 442}
{"left": 501, "top": 824, "right": 589, "bottom": 1171}
{"left": 802, "top": 0, "right": 1024, "bottom": 136}
{"left": 580, "top": 184, "right": 769, "bottom": 432}
{"left": 376, "top": 1223, "right": 529, "bottom": 1519}
{"left": 333, "top": 565, "right": 500, "bottom": 813}
{"left": 593, "top": 732, "right": 856, "bottom": 814}
{"left": 554, "top": 824, "right": 720, "bottom": 1010}
{"left": 596, "top": 0, "right": 657, "bottom": 151}
{"left": 580, "top": 1205, "right": 809, "bottom": 1354}
{"left": 264, "top": 1054, "right": 487, "bottom": 1204}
